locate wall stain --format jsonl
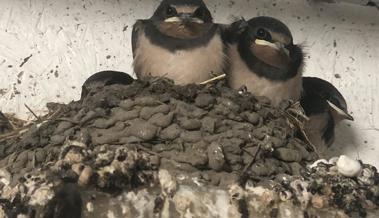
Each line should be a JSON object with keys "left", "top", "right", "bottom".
{"left": 19, "top": 54, "right": 33, "bottom": 67}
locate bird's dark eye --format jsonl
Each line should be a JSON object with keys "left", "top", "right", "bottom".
{"left": 166, "top": 6, "right": 177, "bottom": 17}
{"left": 193, "top": 7, "right": 205, "bottom": 19}
{"left": 256, "top": 28, "right": 271, "bottom": 41}
{"left": 193, "top": 7, "right": 211, "bottom": 22}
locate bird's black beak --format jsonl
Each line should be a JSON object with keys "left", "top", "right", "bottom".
{"left": 179, "top": 13, "right": 191, "bottom": 21}
{"left": 346, "top": 114, "right": 354, "bottom": 121}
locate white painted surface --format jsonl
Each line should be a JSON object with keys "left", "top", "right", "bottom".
{"left": 0, "top": 0, "right": 378, "bottom": 167}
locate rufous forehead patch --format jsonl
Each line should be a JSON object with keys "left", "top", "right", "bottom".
{"left": 158, "top": 22, "right": 211, "bottom": 39}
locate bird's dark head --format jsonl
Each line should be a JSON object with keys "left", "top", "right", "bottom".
{"left": 300, "top": 77, "right": 353, "bottom": 147}
{"left": 151, "top": 0, "right": 213, "bottom": 24}
{"left": 237, "top": 16, "right": 304, "bottom": 81}
{"left": 148, "top": 0, "right": 214, "bottom": 40}
{"left": 302, "top": 77, "right": 354, "bottom": 122}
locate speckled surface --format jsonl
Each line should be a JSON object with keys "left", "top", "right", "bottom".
{"left": 0, "top": 0, "right": 378, "bottom": 168}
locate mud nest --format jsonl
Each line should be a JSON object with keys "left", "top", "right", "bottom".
{"left": 0, "top": 78, "right": 378, "bottom": 218}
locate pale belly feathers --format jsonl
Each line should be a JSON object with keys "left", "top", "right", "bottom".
{"left": 227, "top": 44, "right": 303, "bottom": 107}
{"left": 134, "top": 32, "right": 225, "bottom": 85}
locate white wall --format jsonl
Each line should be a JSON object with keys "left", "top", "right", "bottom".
{"left": 0, "top": 0, "right": 378, "bottom": 167}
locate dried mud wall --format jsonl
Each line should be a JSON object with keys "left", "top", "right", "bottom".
{"left": 0, "top": 0, "right": 378, "bottom": 167}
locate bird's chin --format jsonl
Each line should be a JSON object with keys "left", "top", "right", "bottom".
{"left": 157, "top": 21, "right": 213, "bottom": 39}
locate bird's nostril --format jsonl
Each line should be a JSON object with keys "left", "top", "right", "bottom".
{"left": 179, "top": 13, "right": 191, "bottom": 19}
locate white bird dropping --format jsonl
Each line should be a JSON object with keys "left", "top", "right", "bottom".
{"left": 337, "top": 155, "right": 362, "bottom": 178}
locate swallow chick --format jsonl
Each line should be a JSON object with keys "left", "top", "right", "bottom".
{"left": 81, "top": 70, "right": 134, "bottom": 100}
{"left": 301, "top": 77, "right": 353, "bottom": 151}
{"left": 225, "top": 16, "right": 304, "bottom": 107}
{"left": 132, "top": 0, "right": 226, "bottom": 85}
